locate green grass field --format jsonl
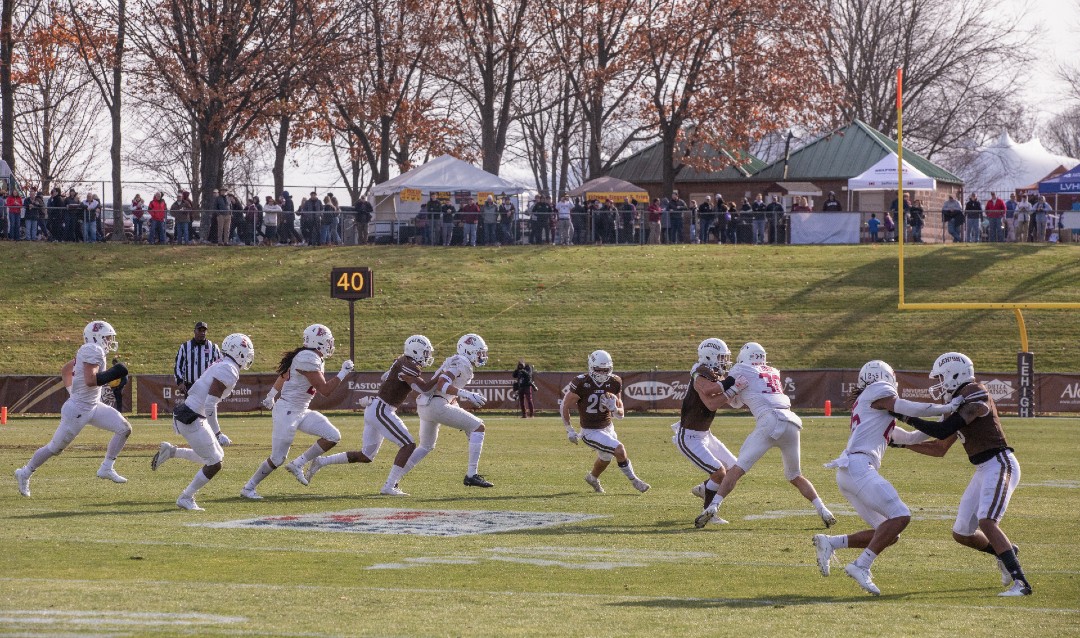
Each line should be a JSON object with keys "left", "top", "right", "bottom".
{"left": 0, "top": 242, "right": 1078, "bottom": 374}
{"left": 2, "top": 412, "right": 1078, "bottom": 636}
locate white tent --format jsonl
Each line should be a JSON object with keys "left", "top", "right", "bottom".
{"left": 847, "top": 153, "right": 936, "bottom": 191}
{"left": 956, "top": 132, "right": 1080, "bottom": 196}
{"left": 370, "top": 154, "right": 527, "bottom": 198}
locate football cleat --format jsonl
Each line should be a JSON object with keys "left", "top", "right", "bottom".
{"left": 584, "top": 473, "right": 605, "bottom": 494}
{"left": 305, "top": 457, "right": 325, "bottom": 484}
{"left": 695, "top": 504, "right": 718, "bottom": 529}
{"left": 380, "top": 485, "right": 410, "bottom": 496}
{"left": 176, "top": 494, "right": 204, "bottom": 511}
{"left": 96, "top": 467, "right": 127, "bottom": 483}
{"left": 240, "top": 486, "right": 263, "bottom": 500}
{"left": 14, "top": 467, "right": 31, "bottom": 497}
{"left": 844, "top": 563, "right": 881, "bottom": 595}
{"left": 151, "top": 442, "right": 176, "bottom": 471}
{"left": 284, "top": 461, "right": 309, "bottom": 486}
{"left": 997, "top": 545, "right": 1020, "bottom": 586}
{"left": 690, "top": 483, "right": 706, "bottom": 499}
{"left": 708, "top": 516, "right": 730, "bottom": 525}
{"left": 813, "top": 534, "right": 835, "bottom": 577}
{"left": 998, "top": 580, "right": 1032, "bottom": 597}
{"left": 631, "top": 478, "right": 651, "bottom": 493}
{"left": 820, "top": 507, "right": 837, "bottom": 528}
{"left": 464, "top": 473, "right": 494, "bottom": 488}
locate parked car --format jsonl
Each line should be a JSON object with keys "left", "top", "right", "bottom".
{"left": 103, "top": 203, "right": 177, "bottom": 241}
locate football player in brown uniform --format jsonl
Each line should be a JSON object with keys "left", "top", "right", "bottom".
{"left": 672, "top": 339, "right": 738, "bottom": 524}
{"left": 303, "top": 335, "right": 437, "bottom": 496}
{"left": 561, "top": 350, "right": 650, "bottom": 494}
{"left": 892, "top": 352, "right": 1031, "bottom": 596}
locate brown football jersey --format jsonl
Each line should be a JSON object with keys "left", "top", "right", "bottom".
{"left": 955, "top": 381, "right": 1010, "bottom": 464}
{"left": 567, "top": 373, "right": 622, "bottom": 429}
{"left": 376, "top": 355, "right": 424, "bottom": 407}
{"left": 680, "top": 363, "right": 721, "bottom": 431}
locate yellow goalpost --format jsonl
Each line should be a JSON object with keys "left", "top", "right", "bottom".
{"left": 893, "top": 68, "right": 1080, "bottom": 415}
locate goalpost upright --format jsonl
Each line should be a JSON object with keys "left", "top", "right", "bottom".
{"left": 893, "top": 67, "right": 1080, "bottom": 416}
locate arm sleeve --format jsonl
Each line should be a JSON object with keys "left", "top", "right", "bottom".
{"left": 889, "top": 426, "right": 931, "bottom": 446}
{"left": 202, "top": 394, "right": 222, "bottom": 420}
{"left": 892, "top": 398, "right": 954, "bottom": 418}
{"left": 904, "top": 412, "right": 966, "bottom": 440}
{"left": 720, "top": 376, "right": 736, "bottom": 391}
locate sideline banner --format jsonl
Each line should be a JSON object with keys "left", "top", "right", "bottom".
{"left": 3, "top": 370, "right": 1079, "bottom": 414}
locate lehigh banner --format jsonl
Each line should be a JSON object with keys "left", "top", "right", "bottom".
{"left": 3, "top": 370, "right": 1079, "bottom": 415}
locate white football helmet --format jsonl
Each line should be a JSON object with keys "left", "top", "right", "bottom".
{"left": 736, "top": 342, "right": 767, "bottom": 366}
{"left": 929, "top": 352, "right": 975, "bottom": 400}
{"left": 697, "top": 338, "right": 731, "bottom": 373}
{"left": 303, "top": 323, "right": 335, "bottom": 358}
{"left": 457, "top": 333, "right": 488, "bottom": 367}
{"left": 858, "top": 360, "right": 896, "bottom": 391}
{"left": 588, "top": 349, "right": 614, "bottom": 385}
{"left": 404, "top": 334, "right": 434, "bottom": 367}
{"left": 84, "top": 320, "right": 118, "bottom": 352}
{"left": 222, "top": 333, "right": 255, "bottom": 370}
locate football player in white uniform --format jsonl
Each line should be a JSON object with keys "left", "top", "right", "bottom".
{"left": 813, "top": 360, "right": 962, "bottom": 595}
{"left": 673, "top": 339, "right": 738, "bottom": 524}
{"left": 890, "top": 352, "right": 1032, "bottom": 596}
{"left": 562, "top": 350, "right": 650, "bottom": 494}
{"left": 151, "top": 334, "right": 255, "bottom": 511}
{"left": 15, "top": 321, "right": 131, "bottom": 497}
{"left": 305, "top": 334, "right": 437, "bottom": 496}
{"left": 402, "top": 334, "right": 494, "bottom": 490}
{"left": 695, "top": 342, "right": 834, "bottom": 528}
{"left": 242, "top": 324, "right": 351, "bottom": 499}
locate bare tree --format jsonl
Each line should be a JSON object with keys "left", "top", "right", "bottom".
{"left": 12, "top": 6, "right": 102, "bottom": 190}
{"left": 640, "top": 0, "right": 840, "bottom": 197}
{"left": 544, "top": 0, "right": 656, "bottom": 180}
{"left": 433, "top": 0, "right": 538, "bottom": 175}
{"left": 66, "top": 0, "right": 126, "bottom": 238}
{"left": 822, "top": 0, "right": 1034, "bottom": 159}
{"left": 2, "top": 0, "right": 45, "bottom": 172}
{"left": 1041, "top": 105, "right": 1080, "bottom": 159}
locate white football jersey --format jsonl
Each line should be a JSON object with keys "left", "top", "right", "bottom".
{"left": 844, "top": 380, "right": 898, "bottom": 468}
{"left": 69, "top": 343, "right": 107, "bottom": 408}
{"left": 279, "top": 349, "right": 324, "bottom": 408}
{"left": 183, "top": 358, "right": 240, "bottom": 414}
{"left": 435, "top": 354, "right": 474, "bottom": 391}
{"left": 727, "top": 361, "right": 792, "bottom": 415}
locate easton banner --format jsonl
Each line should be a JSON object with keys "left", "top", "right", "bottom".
{"left": 3, "top": 370, "right": 1079, "bottom": 414}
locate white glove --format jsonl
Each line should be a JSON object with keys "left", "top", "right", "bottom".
{"left": 565, "top": 424, "right": 579, "bottom": 444}
{"left": 600, "top": 393, "right": 618, "bottom": 413}
{"left": 358, "top": 395, "right": 374, "bottom": 408}
{"left": 459, "top": 390, "right": 486, "bottom": 407}
{"left": 337, "top": 360, "right": 354, "bottom": 380}
{"left": 216, "top": 431, "right": 232, "bottom": 446}
{"left": 724, "top": 376, "right": 749, "bottom": 399}
{"left": 261, "top": 390, "right": 276, "bottom": 410}
{"left": 945, "top": 395, "right": 965, "bottom": 413}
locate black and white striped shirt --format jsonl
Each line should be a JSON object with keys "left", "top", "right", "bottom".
{"left": 174, "top": 339, "right": 221, "bottom": 387}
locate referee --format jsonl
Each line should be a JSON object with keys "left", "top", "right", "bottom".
{"left": 174, "top": 321, "right": 231, "bottom": 446}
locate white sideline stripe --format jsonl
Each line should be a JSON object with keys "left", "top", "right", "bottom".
{"left": 2, "top": 578, "right": 1078, "bottom": 614}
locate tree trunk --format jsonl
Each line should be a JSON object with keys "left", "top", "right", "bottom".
{"left": 272, "top": 112, "right": 289, "bottom": 195}
{"left": 110, "top": 0, "right": 125, "bottom": 241}
{"left": 1, "top": 0, "right": 14, "bottom": 172}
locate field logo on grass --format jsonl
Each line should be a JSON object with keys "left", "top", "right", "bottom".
{"left": 197, "top": 508, "right": 604, "bottom": 537}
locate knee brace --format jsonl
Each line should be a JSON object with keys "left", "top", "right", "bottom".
{"left": 204, "top": 462, "right": 222, "bottom": 478}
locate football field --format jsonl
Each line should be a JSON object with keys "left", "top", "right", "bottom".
{"left": 1, "top": 413, "right": 1078, "bottom": 637}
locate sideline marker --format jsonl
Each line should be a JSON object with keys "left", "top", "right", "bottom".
{"left": 1, "top": 406, "right": 6, "bottom": 424}
{"left": 151, "top": 403, "right": 158, "bottom": 420}
{"left": 824, "top": 400, "right": 832, "bottom": 417}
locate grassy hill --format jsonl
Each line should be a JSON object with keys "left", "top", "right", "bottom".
{"left": 0, "top": 241, "right": 1078, "bottom": 374}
